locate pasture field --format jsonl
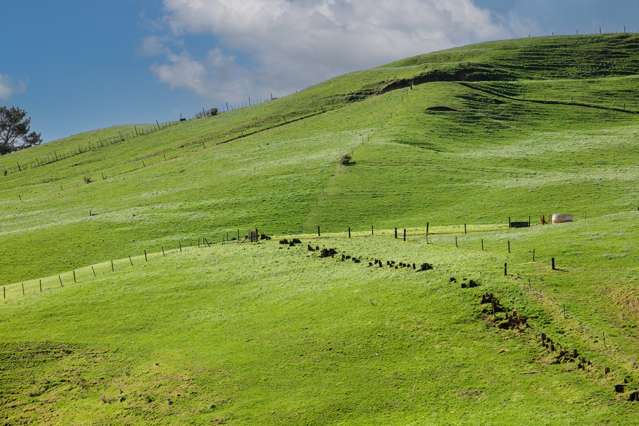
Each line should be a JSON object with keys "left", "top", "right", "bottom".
{"left": 1, "top": 34, "right": 639, "bottom": 424}
{"left": 1, "top": 213, "right": 639, "bottom": 424}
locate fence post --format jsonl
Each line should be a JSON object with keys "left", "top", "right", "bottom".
{"left": 39, "top": 279, "right": 42, "bottom": 293}
{"left": 21, "top": 282, "right": 25, "bottom": 296}
{"left": 504, "top": 263, "right": 508, "bottom": 276}
{"left": 317, "top": 226, "right": 321, "bottom": 237}
{"left": 371, "top": 225, "right": 374, "bottom": 236}
{"left": 144, "top": 250, "right": 148, "bottom": 262}
{"left": 508, "top": 217, "right": 511, "bottom": 228}
{"left": 403, "top": 229, "right": 406, "bottom": 241}
{"left": 348, "top": 227, "right": 351, "bottom": 239}
{"left": 481, "top": 239, "right": 484, "bottom": 251}
{"left": 507, "top": 240, "right": 511, "bottom": 254}
{"left": 129, "top": 256, "right": 133, "bottom": 266}
{"left": 394, "top": 228, "right": 398, "bottom": 239}
{"left": 111, "top": 260, "right": 114, "bottom": 272}
{"left": 237, "top": 229, "right": 240, "bottom": 241}
{"left": 162, "top": 247, "right": 166, "bottom": 256}
{"left": 464, "top": 224, "right": 467, "bottom": 235}
{"left": 59, "top": 275, "right": 64, "bottom": 287}
{"left": 532, "top": 249, "right": 536, "bottom": 262}
{"left": 73, "top": 270, "right": 77, "bottom": 283}
{"left": 426, "top": 222, "right": 430, "bottom": 237}
{"left": 92, "top": 266, "right": 96, "bottom": 277}
{"left": 552, "top": 257, "right": 556, "bottom": 270}
{"left": 179, "top": 241, "right": 182, "bottom": 252}
{"left": 455, "top": 236, "right": 458, "bottom": 248}
{"left": 2, "top": 286, "right": 4, "bottom": 300}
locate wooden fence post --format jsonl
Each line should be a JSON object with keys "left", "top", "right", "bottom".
{"left": 394, "top": 228, "right": 398, "bottom": 239}
{"left": 507, "top": 240, "right": 511, "bottom": 253}
{"left": 348, "top": 227, "right": 351, "bottom": 239}
{"left": 403, "top": 229, "right": 406, "bottom": 241}
{"left": 464, "top": 224, "right": 467, "bottom": 235}
{"left": 179, "top": 241, "right": 182, "bottom": 252}
{"left": 455, "top": 236, "right": 458, "bottom": 248}
{"left": 552, "top": 257, "right": 556, "bottom": 270}
{"left": 2, "top": 286, "right": 4, "bottom": 300}
{"left": 111, "top": 260, "right": 114, "bottom": 272}
{"left": 317, "top": 226, "right": 321, "bottom": 237}
{"left": 144, "top": 250, "right": 148, "bottom": 262}
{"left": 129, "top": 256, "right": 133, "bottom": 266}
{"left": 59, "top": 275, "right": 64, "bottom": 287}
{"left": 371, "top": 225, "right": 374, "bottom": 236}
{"left": 73, "top": 270, "right": 77, "bottom": 283}
{"left": 162, "top": 247, "right": 166, "bottom": 256}
{"left": 481, "top": 239, "right": 484, "bottom": 251}
{"left": 39, "top": 279, "right": 42, "bottom": 293}
{"left": 21, "top": 282, "right": 25, "bottom": 296}
{"left": 504, "top": 263, "right": 508, "bottom": 276}
{"left": 532, "top": 249, "right": 536, "bottom": 262}
{"left": 508, "top": 217, "right": 511, "bottom": 228}
{"left": 92, "top": 266, "right": 96, "bottom": 277}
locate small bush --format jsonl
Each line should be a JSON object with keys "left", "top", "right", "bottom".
{"left": 83, "top": 176, "right": 94, "bottom": 184}
{"left": 341, "top": 154, "right": 355, "bottom": 166}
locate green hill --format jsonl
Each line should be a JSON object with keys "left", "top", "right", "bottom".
{"left": 2, "top": 34, "right": 639, "bottom": 423}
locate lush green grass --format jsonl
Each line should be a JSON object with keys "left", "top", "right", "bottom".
{"left": 2, "top": 214, "right": 639, "bottom": 424}
{"left": 2, "top": 34, "right": 639, "bottom": 423}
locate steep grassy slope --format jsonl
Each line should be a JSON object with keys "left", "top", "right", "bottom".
{"left": 2, "top": 33, "right": 639, "bottom": 424}
{"left": 2, "top": 35, "right": 639, "bottom": 284}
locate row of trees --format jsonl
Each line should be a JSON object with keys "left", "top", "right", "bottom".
{"left": 0, "top": 106, "right": 41, "bottom": 155}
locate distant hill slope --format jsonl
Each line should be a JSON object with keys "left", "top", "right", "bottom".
{"left": 1, "top": 34, "right": 639, "bottom": 283}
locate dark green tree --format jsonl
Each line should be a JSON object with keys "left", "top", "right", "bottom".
{"left": 0, "top": 106, "right": 42, "bottom": 155}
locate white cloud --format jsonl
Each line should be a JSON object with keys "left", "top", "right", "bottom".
{"left": 148, "top": 0, "right": 521, "bottom": 102}
{"left": 151, "top": 52, "right": 208, "bottom": 95}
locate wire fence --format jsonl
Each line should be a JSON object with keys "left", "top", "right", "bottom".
{"left": 0, "top": 218, "right": 566, "bottom": 303}
{"left": 1, "top": 121, "right": 179, "bottom": 177}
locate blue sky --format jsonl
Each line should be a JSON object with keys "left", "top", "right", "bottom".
{"left": 1, "top": 0, "right": 638, "bottom": 142}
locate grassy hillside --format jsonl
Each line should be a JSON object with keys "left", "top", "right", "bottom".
{"left": 2, "top": 35, "right": 639, "bottom": 284}
{"left": 2, "top": 213, "right": 639, "bottom": 423}
{"left": 2, "top": 34, "right": 639, "bottom": 423}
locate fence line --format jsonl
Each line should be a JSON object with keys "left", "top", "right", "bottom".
{"left": 0, "top": 218, "right": 562, "bottom": 302}
{"left": 1, "top": 122, "right": 179, "bottom": 177}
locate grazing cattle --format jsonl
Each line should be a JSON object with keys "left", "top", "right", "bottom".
{"left": 418, "top": 263, "right": 433, "bottom": 272}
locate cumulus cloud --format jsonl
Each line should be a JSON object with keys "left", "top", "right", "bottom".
{"left": 148, "top": 0, "right": 520, "bottom": 102}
